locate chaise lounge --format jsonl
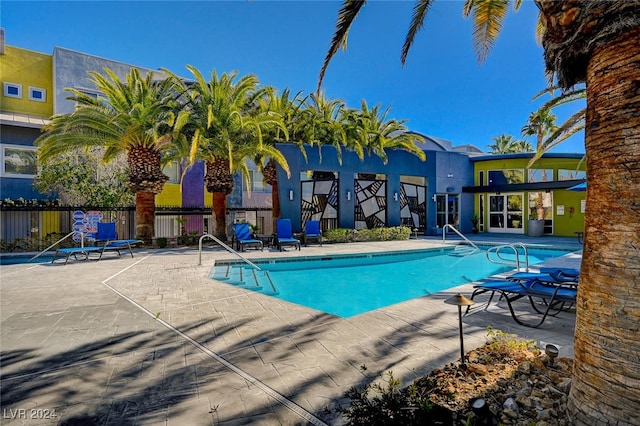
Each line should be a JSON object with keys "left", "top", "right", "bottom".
{"left": 466, "top": 278, "right": 578, "bottom": 328}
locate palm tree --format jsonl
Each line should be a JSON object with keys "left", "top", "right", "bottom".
{"left": 302, "top": 91, "right": 349, "bottom": 164}
{"left": 320, "top": 1, "right": 640, "bottom": 422}
{"left": 521, "top": 109, "right": 558, "bottom": 221}
{"left": 521, "top": 108, "right": 558, "bottom": 150}
{"left": 178, "top": 66, "right": 289, "bottom": 241}
{"left": 536, "top": 2, "right": 640, "bottom": 422}
{"left": 528, "top": 85, "right": 586, "bottom": 163}
{"left": 36, "top": 68, "right": 187, "bottom": 242}
{"left": 487, "top": 134, "right": 528, "bottom": 153}
{"left": 341, "top": 100, "right": 426, "bottom": 163}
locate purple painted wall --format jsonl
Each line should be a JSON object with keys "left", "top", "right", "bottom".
{"left": 182, "top": 161, "right": 205, "bottom": 233}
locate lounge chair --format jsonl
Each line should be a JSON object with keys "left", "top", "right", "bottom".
{"left": 507, "top": 269, "right": 579, "bottom": 284}
{"left": 466, "top": 278, "right": 577, "bottom": 328}
{"left": 52, "top": 246, "right": 105, "bottom": 265}
{"left": 275, "top": 218, "right": 300, "bottom": 251}
{"left": 93, "top": 222, "right": 143, "bottom": 258}
{"left": 232, "top": 223, "right": 263, "bottom": 252}
{"left": 303, "top": 220, "right": 322, "bottom": 246}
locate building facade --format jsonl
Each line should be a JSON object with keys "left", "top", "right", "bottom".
{"left": 0, "top": 37, "right": 586, "bottom": 241}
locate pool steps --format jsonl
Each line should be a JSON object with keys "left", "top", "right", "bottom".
{"left": 211, "top": 265, "right": 279, "bottom": 295}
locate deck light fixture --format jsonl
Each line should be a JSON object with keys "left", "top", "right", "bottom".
{"left": 288, "top": 189, "right": 294, "bottom": 201}
{"left": 444, "top": 293, "right": 475, "bottom": 369}
{"left": 347, "top": 190, "right": 351, "bottom": 201}
{"left": 545, "top": 343, "right": 559, "bottom": 366}
{"left": 393, "top": 192, "right": 398, "bottom": 202}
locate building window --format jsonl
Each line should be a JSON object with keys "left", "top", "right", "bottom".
{"left": 528, "top": 168, "right": 553, "bottom": 183}
{"left": 162, "top": 161, "right": 180, "bottom": 184}
{"left": 28, "top": 86, "right": 47, "bottom": 102}
{"left": 558, "top": 169, "right": 586, "bottom": 180}
{"left": 1, "top": 144, "right": 38, "bottom": 178}
{"left": 3, "top": 82, "right": 22, "bottom": 99}
{"left": 488, "top": 169, "right": 524, "bottom": 185}
{"left": 244, "top": 170, "right": 268, "bottom": 192}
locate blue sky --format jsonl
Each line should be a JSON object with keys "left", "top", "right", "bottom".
{"left": 3, "top": 0, "right": 585, "bottom": 153}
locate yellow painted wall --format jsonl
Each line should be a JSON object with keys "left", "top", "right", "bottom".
{"left": 156, "top": 183, "right": 182, "bottom": 206}
{"left": 473, "top": 156, "right": 586, "bottom": 237}
{"left": 155, "top": 186, "right": 213, "bottom": 207}
{"left": 0, "top": 46, "right": 53, "bottom": 117}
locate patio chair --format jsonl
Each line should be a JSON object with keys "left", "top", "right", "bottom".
{"left": 232, "top": 222, "right": 263, "bottom": 252}
{"left": 275, "top": 218, "right": 300, "bottom": 251}
{"left": 303, "top": 220, "right": 322, "bottom": 246}
{"left": 507, "top": 268, "right": 579, "bottom": 285}
{"left": 92, "top": 222, "right": 143, "bottom": 259}
{"left": 465, "top": 278, "right": 577, "bottom": 328}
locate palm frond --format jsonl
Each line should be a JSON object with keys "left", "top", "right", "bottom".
{"left": 317, "top": 0, "right": 366, "bottom": 92}
{"left": 468, "top": 0, "right": 509, "bottom": 63}
{"left": 401, "top": 0, "right": 434, "bottom": 66}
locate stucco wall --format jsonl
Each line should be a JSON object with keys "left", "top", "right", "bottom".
{"left": 275, "top": 143, "right": 474, "bottom": 233}
{"left": 0, "top": 46, "right": 53, "bottom": 117}
{"left": 52, "top": 47, "right": 160, "bottom": 114}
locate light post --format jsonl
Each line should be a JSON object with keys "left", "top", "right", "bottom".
{"left": 444, "top": 293, "right": 475, "bottom": 368}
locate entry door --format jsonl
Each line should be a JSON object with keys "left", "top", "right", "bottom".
{"left": 488, "top": 194, "right": 523, "bottom": 234}
{"left": 436, "top": 194, "right": 459, "bottom": 230}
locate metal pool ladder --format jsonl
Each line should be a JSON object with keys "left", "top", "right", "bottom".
{"left": 441, "top": 224, "right": 480, "bottom": 256}
{"left": 198, "top": 234, "right": 279, "bottom": 295}
{"left": 486, "top": 243, "right": 530, "bottom": 272}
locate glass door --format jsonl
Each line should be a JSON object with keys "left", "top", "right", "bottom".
{"left": 436, "top": 194, "right": 460, "bottom": 230}
{"left": 488, "top": 194, "right": 523, "bottom": 233}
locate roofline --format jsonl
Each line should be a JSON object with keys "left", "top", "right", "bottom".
{"left": 469, "top": 152, "right": 585, "bottom": 161}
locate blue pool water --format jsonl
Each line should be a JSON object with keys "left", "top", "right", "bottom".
{"left": 218, "top": 246, "right": 573, "bottom": 318}
{"left": 0, "top": 254, "right": 53, "bottom": 265}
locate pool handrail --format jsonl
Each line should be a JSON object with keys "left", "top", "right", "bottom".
{"left": 441, "top": 224, "right": 479, "bottom": 250}
{"left": 486, "top": 243, "right": 530, "bottom": 272}
{"left": 198, "top": 233, "right": 261, "bottom": 270}
{"left": 28, "top": 231, "right": 86, "bottom": 263}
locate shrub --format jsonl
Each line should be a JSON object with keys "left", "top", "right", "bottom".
{"left": 324, "top": 226, "right": 411, "bottom": 243}
{"left": 155, "top": 237, "right": 168, "bottom": 248}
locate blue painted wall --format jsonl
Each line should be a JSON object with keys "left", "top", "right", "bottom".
{"left": 275, "top": 143, "right": 474, "bottom": 233}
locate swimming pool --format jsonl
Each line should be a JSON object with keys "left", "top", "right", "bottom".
{"left": 212, "top": 246, "right": 573, "bottom": 318}
{"left": 0, "top": 254, "right": 53, "bottom": 265}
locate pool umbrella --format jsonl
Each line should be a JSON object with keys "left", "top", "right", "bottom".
{"left": 567, "top": 182, "right": 587, "bottom": 191}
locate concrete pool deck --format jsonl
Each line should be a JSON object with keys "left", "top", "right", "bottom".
{"left": 0, "top": 234, "right": 581, "bottom": 425}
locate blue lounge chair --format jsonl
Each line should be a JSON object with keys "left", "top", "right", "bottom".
{"left": 275, "top": 218, "right": 300, "bottom": 251}
{"left": 507, "top": 269, "right": 579, "bottom": 284}
{"left": 466, "top": 279, "right": 577, "bottom": 328}
{"left": 52, "top": 246, "right": 105, "bottom": 265}
{"left": 232, "top": 223, "right": 263, "bottom": 252}
{"left": 304, "top": 220, "right": 322, "bottom": 246}
{"left": 93, "top": 222, "right": 143, "bottom": 258}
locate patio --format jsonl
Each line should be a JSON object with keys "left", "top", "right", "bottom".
{"left": 0, "top": 235, "right": 580, "bottom": 425}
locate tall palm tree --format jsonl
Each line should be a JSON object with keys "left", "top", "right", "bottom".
{"left": 320, "top": 1, "right": 640, "bottom": 422}
{"left": 36, "top": 68, "right": 188, "bottom": 242}
{"left": 528, "top": 85, "right": 586, "bottom": 164}
{"left": 341, "top": 100, "right": 426, "bottom": 163}
{"left": 536, "top": 2, "right": 640, "bottom": 422}
{"left": 521, "top": 108, "right": 558, "bottom": 220}
{"left": 177, "top": 66, "right": 289, "bottom": 240}
{"left": 521, "top": 108, "right": 558, "bottom": 150}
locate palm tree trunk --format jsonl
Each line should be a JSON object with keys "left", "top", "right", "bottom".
{"left": 135, "top": 192, "right": 156, "bottom": 243}
{"left": 567, "top": 28, "right": 640, "bottom": 424}
{"left": 271, "top": 179, "right": 281, "bottom": 219}
{"left": 211, "top": 192, "right": 228, "bottom": 241}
